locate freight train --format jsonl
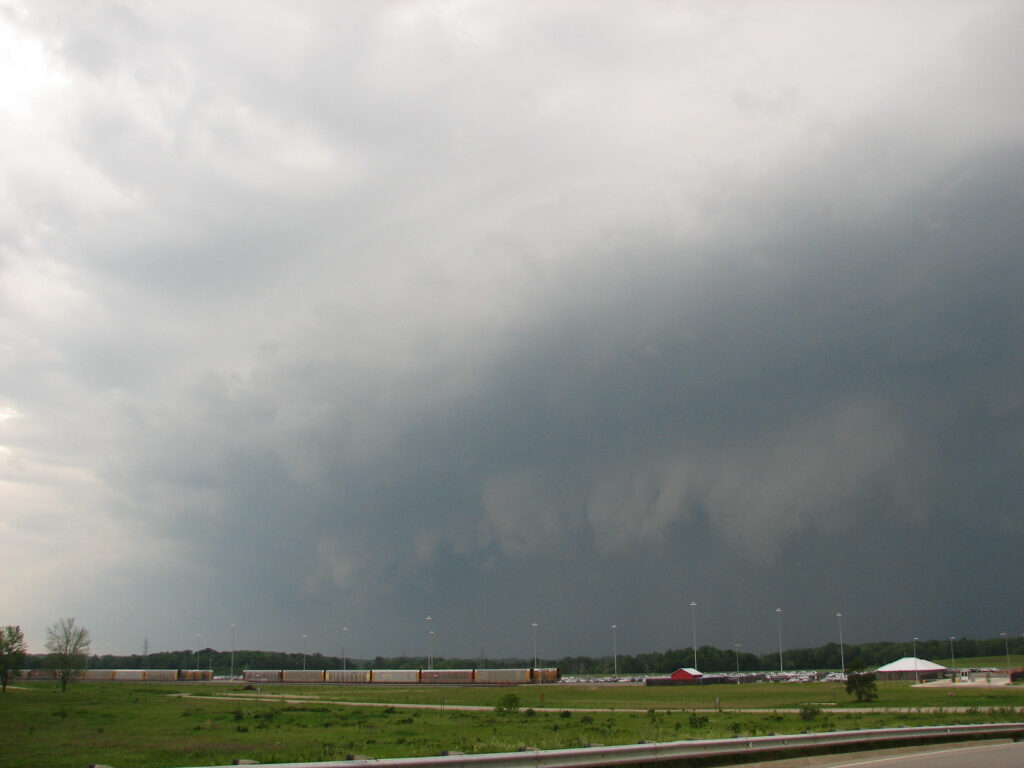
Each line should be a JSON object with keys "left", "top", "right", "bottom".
{"left": 243, "top": 667, "right": 560, "bottom": 684}
{"left": 18, "top": 668, "right": 213, "bottom": 682}
{"left": 18, "top": 667, "right": 559, "bottom": 684}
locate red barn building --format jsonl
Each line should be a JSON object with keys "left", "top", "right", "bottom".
{"left": 670, "top": 667, "right": 703, "bottom": 682}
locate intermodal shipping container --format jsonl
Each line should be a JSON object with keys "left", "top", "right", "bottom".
{"left": 325, "top": 669, "right": 371, "bottom": 683}
{"left": 421, "top": 669, "right": 474, "bottom": 684}
{"left": 370, "top": 669, "right": 420, "bottom": 684}
{"left": 83, "top": 669, "right": 114, "bottom": 680}
{"left": 282, "top": 669, "right": 325, "bottom": 683}
{"left": 473, "top": 668, "right": 530, "bottom": 684}
{"left": 244, "top": 670, "right": 283, "bottom": 682}
{"left": 180, "top": 669, "right": 213, "bottom": 681}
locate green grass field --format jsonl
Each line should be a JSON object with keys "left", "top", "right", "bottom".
{"left": 3, "top": 681, "right": 1023, "bottom": 768}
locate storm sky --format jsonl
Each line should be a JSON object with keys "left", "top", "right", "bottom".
{"left": 2, "top": 1, "right": 1022, "bottom": 662}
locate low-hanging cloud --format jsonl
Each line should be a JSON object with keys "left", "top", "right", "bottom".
{"left": 2, "top": 1, "right": 1022, "bottom": 658}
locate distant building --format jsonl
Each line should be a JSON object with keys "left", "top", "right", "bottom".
{"left": 874, "top": 657, "right": 947, "bottom": 682}
{"left": 646, "top": 667, "right": 704, "bottom": 686}
{"left": 670, "top": 667, "right": 703, "bottom": 681}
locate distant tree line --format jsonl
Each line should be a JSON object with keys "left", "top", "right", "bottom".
{"left": 17, "top": 634, "right": 1023, "bottom": 676}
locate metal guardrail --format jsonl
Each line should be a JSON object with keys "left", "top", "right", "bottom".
{"left": 185, "top": 722, "right": 1024, "bottom": 768}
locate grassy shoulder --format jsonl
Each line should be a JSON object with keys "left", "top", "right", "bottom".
{"left": 190, "top": 679, "right": 1024, "bottom": 711}
{"left": 2, "top": 681, "right": 1023, "bottom": 768}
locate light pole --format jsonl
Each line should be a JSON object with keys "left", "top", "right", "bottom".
{"left": 342, "top": 627, "right": 348, "bottom": 671}
{"left": 532, "top": 623, "right": 538, "bottom": 669}
{"left": 195, "top": 634, "right": 201, "bottom": 671}
{"left": 776, "top": 608, "right": 783, "bottom": 673}
{"left": 734, "top": 643, "right": 742, "bottom": 679}
{"left": 836, "top": 613, "right": 845, "bottom": 675}
{"left": 690, "top": 601, "right": 698, "bottom": 670}
{"left": 913, "top": 637, "right": 920, "bottom": 684}
{"left": 302, "top": 634, "right": 308, "bottom": 671}
{"left": 1001, "top": 633, "right": 1010, "bottom": 675}
{"left": 425, "top": 616, "right": 432, "bottom": 670}
{"left": 230, "top": 623, "right": 236, "bottom": 680}
{"left": 612, "top": 625, "right": 618, "bottom": 679}
{"left": 949, "top": 636, "right": 956, "bottom": 680}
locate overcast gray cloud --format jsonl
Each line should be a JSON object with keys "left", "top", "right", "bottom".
{"left": 2, "top": 1, "right": 1022, "bottom": 662}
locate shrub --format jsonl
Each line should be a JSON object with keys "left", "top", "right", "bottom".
{"left": 688, "top": 712, "right": 709, "bottom": 728}
{"left": 799, "top": 704, "right": 821, "bottom": 721}
{"left": 494, "top": 693, "right": 521, "bottom": 715}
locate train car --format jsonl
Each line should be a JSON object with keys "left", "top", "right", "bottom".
{"left": 180, "top": 669, "right": 214, "bottom": 681}
{"left": 244, "top": 669, "right": 284, "bottom": 682}
{"left": 145, "top": 669, "right": 178, "bottom": 682}
{"left": 421, "top": 668, "right": 474, "bottom": 684}
{"left": 111, "top": 669, "right": 147, "bottom": 681}
{"left": 370, "top": 669, "right": 420, "bottom": 684}
{"left": 325, "top": 669, "right": 371, "bottom": 683}
{"left": 473, "top": 668, "right": 530, "bottom": 684}
{"left": 19, "top": 669, "right": 56, "bottom": 680}
{"left": 530, "top": 667, "right": 560, "bottom": 683}
{"left": 83, "top": 669, "right": 115, "bottom": 681}
{"left": 282, "top": 669, "right": 326, "bottom": 683}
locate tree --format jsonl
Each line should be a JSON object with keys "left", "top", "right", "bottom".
{"left": 45, "top": 618, "right": 91, "bottom": 692}
{"left": 845, "top": 658, "right": 878, "bottom": 702}
{"left": 0, "top": 625, "right": 27, "bottom": 692}
{"left": 494, "top": 692, "right": 521, "bottom": 714}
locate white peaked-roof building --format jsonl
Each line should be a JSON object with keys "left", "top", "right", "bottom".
{"left": 875, "top": 656, "right": 947, "bottom": 681}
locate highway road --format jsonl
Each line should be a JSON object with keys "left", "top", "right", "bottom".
{"left": 744, "top": 740, "right": 1024, "bottom": 767}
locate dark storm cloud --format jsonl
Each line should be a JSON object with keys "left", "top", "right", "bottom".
{"left": 97, "top": 146, "right": 1021, "bottom": 656}
{"left": 2, "top": 1, "right": 1022, "bottom": 657}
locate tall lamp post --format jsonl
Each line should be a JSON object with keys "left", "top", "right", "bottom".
{"left": 776, "top": 609, "right": 784, "bottom": 672}
{"left": 1001, "top": 633, "right": 1010, "bottom": 675}
{"left": 949, "top": 636, "right": 956, "bottom": 680}
{"left": 612, "top": 625, "right": 618, "bottom": 679}
{"left": 342, "top": 627, "right": 348, "bottom": 671}
{"left": 230, "top": 623, "right": 236, "bottom": 680}
{"left": 734, "top": 643, "right": 742, "bottom": 679}
{"left": 913, "top": 637, "right": 920, "bottom": 684}
{"left": 302, "top": 634, "right": 308, "bottom": 671}
{"left": 836, "top": 613, "right": 845, "bottom": 676}
{"left": 195, "top": 634, "right": 201, "bottom": 671}
{"left": 690, "top": 602, "right": 698, "bottom": 670}
{"left": 425, "top": 616, "right": 432, "bottom": 670}
{"left": 532, "top": 622, "right": 538, "bottom": 669}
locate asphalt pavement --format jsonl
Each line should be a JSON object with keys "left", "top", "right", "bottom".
{"left": 739, "top": 739, "right": 1024, "bottom": 768}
